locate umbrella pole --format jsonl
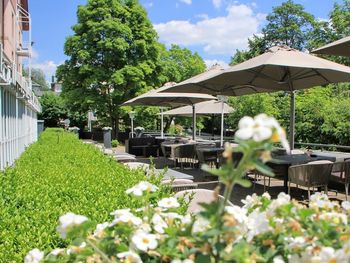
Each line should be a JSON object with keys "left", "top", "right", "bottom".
{"left": 289, "top": 90, "right": 295, "bottom": 150}
{"left": 211, "top": 115, "right": 215, "bottom": 139}
{"left": 160, "top": 107, "right": 164, "bottom": 138}
{"left": 192, "top": 104, "right": 196, "bottom": 140}
{"left": 220, "top": 100, "right": 224, "bottom": 147}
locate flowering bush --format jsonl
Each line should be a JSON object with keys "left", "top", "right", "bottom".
{"left": 26, "top": 115, "right": 350, "bottom": 262}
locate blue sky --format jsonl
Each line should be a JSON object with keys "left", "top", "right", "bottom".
{"left": 29, "top": 0, "right": 336, "bottom": 80}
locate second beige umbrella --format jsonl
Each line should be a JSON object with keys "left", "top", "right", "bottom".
{"left": 122, "top": 84, "right": 215, "bottom": 139}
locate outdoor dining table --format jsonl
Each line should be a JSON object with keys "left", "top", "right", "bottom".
{"left": 268, "top": 154, "right": 336, "bottom": 193}
{"left": 155, "top": 168, "right": 194, "bottom": 180}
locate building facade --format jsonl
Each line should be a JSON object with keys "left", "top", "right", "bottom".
{"left": 0, "top": 0, "right": 40, "bottom": 170}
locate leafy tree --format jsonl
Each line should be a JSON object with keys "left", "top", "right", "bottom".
{"left": 160, "top": 44, "right": 206, "bottom": 82}
{"left": 58, "top": 0, "right": 162, "bottom": 136}
{"left": 231, "top": 0, "right": 316, "bottom": 65}
{"left": 38, "top": 92, "right": 67, "bottom": 127}
{"left": 263, "top": 0, "right": 316, "bottom": 50}
{"left": 24, "top": 67, "right": 49, "bottom": 90}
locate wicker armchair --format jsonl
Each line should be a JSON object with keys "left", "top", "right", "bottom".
{"left": 174, "top": 144, "right": 196, "bottom": 169}
{"left": 330, "top": 159, "right": 350, "bottom": 200}
{"left": 175, "top": 188, "right": 233, "bottom": 213}
{"left": 288, "top": 160, "right": 333, "bottom": 199}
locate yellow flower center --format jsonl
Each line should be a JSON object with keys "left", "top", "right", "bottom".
{"left": 142, "top": 238, "right": 150, "bottom": 244}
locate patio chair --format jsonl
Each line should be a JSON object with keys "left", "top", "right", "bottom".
{"left": 174, "top": 188, "right": 233, "bottom": 213}
{"left": 330, "top": 159, "right": 350, "bottom": 200}
{"left": 195, "top": 144, "right": 219, "bottom": 168}
{"left": 288, "top": 160, "right": 333, "bottom": 199}
{"left": 174, "top": 144, "right": 196, "bottom": 169}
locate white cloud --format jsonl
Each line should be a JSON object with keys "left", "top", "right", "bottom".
{"left": 154, "top": 4, "right": 265, "bottom": 55}
{"left": 179, "top": 0, "right": 192, "bottom": 4}
{"left": 204, "top": 59, "right": 230, "bottom": 69}
{"left": 212, "top": 0, "right": 222, "bottom": 8}
{"left": 32, "top": 60, "right": 60, "bottom": 81}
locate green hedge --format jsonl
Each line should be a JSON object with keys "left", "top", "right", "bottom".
{"left": 0, "top": 129, "right": 159, "bottom": 261}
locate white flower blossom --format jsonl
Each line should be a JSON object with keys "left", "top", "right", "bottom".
{"left": 342, "top": 201, "right": 350, "bottom": 212}
{"left": 94, "top": 222, "right": 109, "bottom": 238}
{"left": 246, "top": 211, "right": 271, "bottom": 242}
{"left": 152, "top": 214, "right": 168, "bottom": 234}
{"left": 117, "top": 251, "right": 142, "bottom": 263}
{"left": 24, "top": 249, "right": 44, "bottom": 263}
{"left": 225, "top": 205, "right": 247, "bottom": 224}
{"left": 109, "top": 210, "right": 142, "bottom": 227}
{"left": 241, "top": 193, "right": 262, "bottom": 209}
{"left": 158, "top": 197, "right": 180, "bottom": 209}
{"left": 192, "top": 216, "right": 210, "bottom": 234}
{"left": 56, "top": 212, "right": 88, "bottom": 238}
{"left": 126, "top": 181, "right": 158, "bottom": 196}
{"left": 131, "top": 231, "right": 158, "bottom": 251}
{"left": 284, "top": 236, "right": 306, "bottom": 250}
{"left": 49, "top": 248, "right": 65, "bottom": 256}
{"left": 235, "top": 114, "right": 290, "bottom": 152}
{"left": 272, "top": 255, "right": 285, "bottom": 263}
{"left": 319, "top": 212, "right": 348, "bottom": 225}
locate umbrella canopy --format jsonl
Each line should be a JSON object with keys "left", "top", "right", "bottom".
{"left": 161, "top": 100, "right": 234, "bottom": 116}
{"left": 122, "top": 86, "right": 215, "bottom": 107}
{"left": 312, "top": 36, "right": 350, "bottom": 57}
{"left": 122, "top": 84, "right": 215, "bottom": 139}
{"left": 160, "top": 46, "right": 350, "bottom": 148}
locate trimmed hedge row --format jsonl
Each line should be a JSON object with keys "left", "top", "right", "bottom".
{"left": 0, "top": 129, "right": 157, "bottom": 261}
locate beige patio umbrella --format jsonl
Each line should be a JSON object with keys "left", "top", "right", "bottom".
{"left": 122, "top": 84, "right": 215, "bottom": 140}
{"left": 162, "top": 100, "right": 234, "bottom": 146}
{"left": 161, "top": 46, "right": 350, "bottom": 148}
{"left": 313, "top": 36, "right": 350, "bottom": 57}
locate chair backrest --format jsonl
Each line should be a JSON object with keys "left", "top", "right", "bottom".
{"left": 333, "top": 159, "right": 350, "bottom": 183}
{"left": 174, "top": 189, "right": 233, "bottom": 213}
{"left": 174, "top": 144, "right": 196, "bottom": 159}
{"left": 289, "top": 160, "right": 333, "bottom": 187}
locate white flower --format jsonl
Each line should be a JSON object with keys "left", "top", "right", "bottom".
{"left": 319, "top": 212, "right": 348, "bottom": 225}
{"left": 117, "top": 251, "right": 142, "bottom": 263}
{"left": 272, "top": 255, "right": 285, "bottom": 263}
{"left": 24, "top": 249, "right": 44, "bottom": 263}
{"left": 284, "top": 236, "right": 306, "bottom": 250}
{"left": 126, "top": 181, "right": 158, "bottom": 196}
{"left": 192, "top": 216, "right": 210, "bottom": 234}
{"left": 49, "top": 248, "right": 65, "bottom": 256}
{"left": 109, "top": 210, "right": 142, "bottom": 227}
{"left": 94, "top": 222, "right": 109, "bottom": 238}
{"left": 56, "top": 212, "right": 88, "bottom": 238}
{"left": 131, "top": 231, "right": 158, "bottom": 251}
{"left": 266, "top": 192, "right": 291, "bottom": 216}
{"left": 342, "top": 201, "right": 350, "bottom": 212}
{"left": 225, "top": 205, "right": 247, "bottom": 224}
{"left": 309, "top": 192, "right": 337, "bottom": 210}
{"left": 235, "top": 114, "right": 290, "bottom": 152}
{"left": 181, "top": 214, "right": 192, "bottom": 225}
{"left": 158, "top": 197, "right": 180, "bottom": 209}
{"left": 241, "top": 193, "right": 261, "bottom": 209}
{"left": 246, "top": 211, "right": 271, "bottom": 242}
{"left": 152, "top": 214, "right": 168, "bottom": 234}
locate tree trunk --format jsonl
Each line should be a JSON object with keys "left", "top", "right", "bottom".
{"left": 164, "top": 116, "right": 174, "bottom": 133}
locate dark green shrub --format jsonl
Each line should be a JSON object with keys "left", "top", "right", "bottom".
{"left": 111, "top": 139, "right": 119, "bottom": 147}
{"left": 0, "top": 129, "right": 165, "bottom": 261}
